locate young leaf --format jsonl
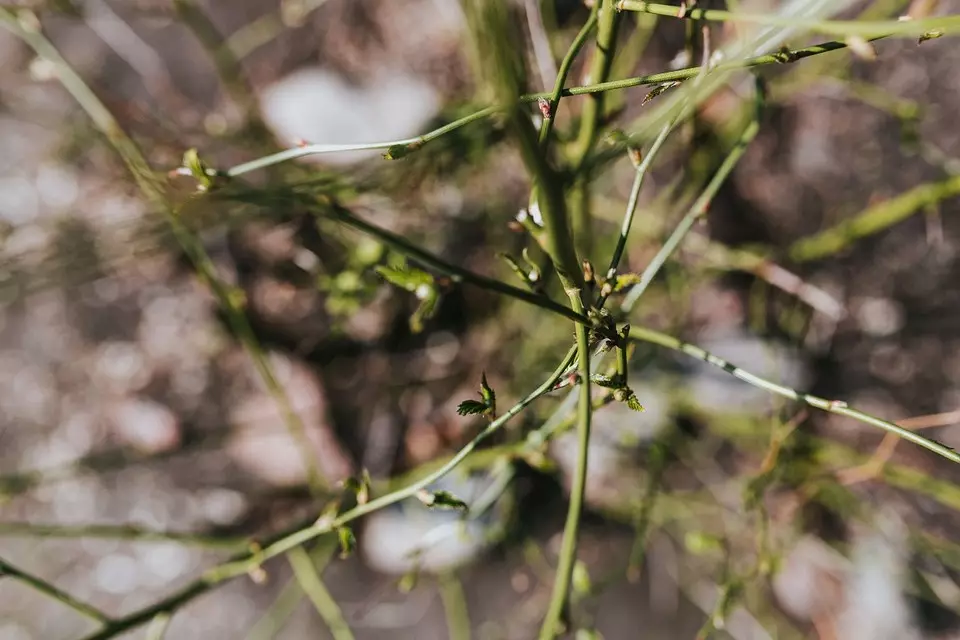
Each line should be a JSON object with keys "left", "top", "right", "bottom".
{"left": 641, "top": 81, "right": 680, "bottom": 106}
{"left": 590, "top": 374, "right": 618, "bottom": 388}
{"left": 572, "top": 560, "right": 592, "bottom": 598}
{"left": 180, "top": 148, "right": 217, "bottom": 191}
{"left": 626, "top": 393, "right": 645, "bottom": 412}
{"left": 456, "top": 399, "right": 488, "bottom": 416}
{"left": 479, "top": 373, "right": 496, "bottom": 415}
{"left": 337, "top": 526, "right": 357, "bottom": 559}
{"left": 416, "top": 489, "right": 469, "bottom": 512}
{"left": 375, "top": 264, "right": 434, "bottom": 292}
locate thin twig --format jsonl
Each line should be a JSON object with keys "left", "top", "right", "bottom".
{"left": 323, "top": 203, "right": 590, "bottom": 325}
{"left": 439, "top": 572, "right": 472, "bottom": 640}
{"left": 220, "top": 38, "right": 867, "bottom": 176}
{"left": 0, "top": 556, "right": 113, "bottom": 625}
{"left": 628, "top": 326, "right": 960, "bottom": 464}
{"left": 0, "top": 522, "right": 248, "bottom": 549}
{"left": 616, "top": 1, "right": 960, "bottom": 38}
{"left": 287, "top": 546, "right": 354, "bottom": 640}
{"left": 620, "top": 79, "right": 764, "bottom": 314}
{"left": 538, "top": 10, "right": 599, "bottom": 147}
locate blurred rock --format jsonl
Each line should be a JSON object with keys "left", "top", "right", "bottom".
{"left": 259, "top": 67, "right": 440, "bottom": 166}
{"left": 226, "top": 351, "right": 353, "bottom": 487}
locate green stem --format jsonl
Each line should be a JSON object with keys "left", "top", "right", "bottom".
{"left": 287, "top": 546, "right": 354, "bottom": 640}
{"left": 616, "top": 1, "right": 960, "bottom": 37}
{"left": 789, "top": 174, "right": 960, "bottom": 262}
{"left": 569, "top": 0, "right": 623, "bottom": 255}
{"left": 539, "top": 298, "right": 592, "bottom": 640}
{"left": 0, "top": 556, "right": 113, "bottom": 625}
{"left": 439, "top": 573, "right": 472, "bottom": 640}
{"left": 323, "top": 203, "right": 590, "bottom": 325}
{"left": 597, "top": 121, "right": 674, "bottom": 307}
{"left": 538, "top": 10, "right": 600, "bottom": 147}
{"left": 76, "top": 347, "right": 577, "bottom": 640}
{"left": 620, "top": 87, "right": 762, "bottom": 314}
{"left": 570, "top": 0, "right": 622, "bottom": 164}
{"left": 628, "top": 326, "right": 960, "bottom": 464}
{"left": 144, "top": 614, "right": 171, "bottom": 640}
{"left": 218, "top": 38, "right": 863, "bottom": 176}
{"left": 0, "top": 522, "right": 248, "bottom": 549}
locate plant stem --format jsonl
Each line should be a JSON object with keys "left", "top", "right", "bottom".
{"left": 597, "top": 121, "right": 674, "bottom": 307}
{"left": 789, "top": 174, "right": 960, "bottom": 262}
{"left": 628, "top": 325, "right": 960, "bottom": 464}
{"left": 539, "top": 297, "right": 591, "bottom": 640}
{"left": 218, "top": 38, "right": 866, "bottom": 176}
{"left": 439, "top": 572, "right": 472, "bottom": 640}
{"left": 538, "top": 10, "right": 600, "bottom": 147}
{"left": 620, "top": 85, "right": 763, "bottom": 314}
{"left": 0, "top": 556, "right": 113, "bottom": 625}
{"left": 616, "top": 1, "right": 960, "bottom": 37}
{"left": 76, "top": 347, "right": 577, "bottom": 640}
{"left": 568, "top": 0, "right": 623, "bottom": 255}
{"left": 0, "top": 522, "right": 248, "bottom": 549}
{"left": 287, "top": 546, "right": 354, "bottom": 640}
{"left": 322, "top": 203, "right": 591, "bottom": 325}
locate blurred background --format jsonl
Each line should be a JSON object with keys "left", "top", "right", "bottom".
{"left": 1, "top": 0, "right": 960, "bottom": 638}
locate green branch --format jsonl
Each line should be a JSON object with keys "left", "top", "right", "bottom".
{"left": 322, "top": 203, "right": 590, "bottom": 325}
{"left": 628, "top": 326, "right": 960, "bottom": 464}
{"left": 616, "top": 1, "right": 960, "bottom": 38}
{"left": 789, "top": 174, "right": 960, "bottom": 262}
{"left": 287, "top": 547, "right": 354, "bottom": 640}
{"left": 620, "top": 81, "right": 763, "bottom": 314}
{"left": 0, "top": 556, "right": 113, "bottom": 625}
{"left": 218, "top": 38, "right": 863, "bottom": 176}
{"left": 0, "top": 522, "right": 248, "bottom": 549}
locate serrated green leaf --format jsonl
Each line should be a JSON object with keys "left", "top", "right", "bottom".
{"left": 416, "top": 489, "right": 468, "bottom": 512}
{"left": 337, "top": 526, "right": 357, "bottom": 559}
{"left": 456, "top": 399, "right": 488, "bottom": 416}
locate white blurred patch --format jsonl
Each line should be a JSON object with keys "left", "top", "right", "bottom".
{"left": 361, "top": 473, "right": 510, "bottom": 575}
{"left": 259, "top": 68, "right": 440, "bottom": 166}
{"left": 837, "top": 512, "right": 922, "bottom": 640}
